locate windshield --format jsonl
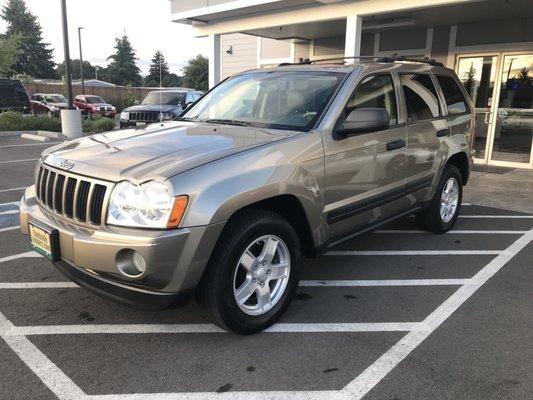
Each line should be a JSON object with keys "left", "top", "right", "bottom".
{"left": 45, "top": 95, "right": 67, "bottom": 103}
{"left": 182, "top": 71, "right": 346, "bottom": 131}
{"left": 85, "top": 96, "right": 105, "bottom": 104}
{"left": 0, "top": 86, "right": 29, "bottom": 106}
{"left": 141, "top": 91, "right": 185, "bottom": 106}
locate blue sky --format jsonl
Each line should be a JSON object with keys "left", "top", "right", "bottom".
{"left": 0, "top": 0, "right": 209, "bottom": 76}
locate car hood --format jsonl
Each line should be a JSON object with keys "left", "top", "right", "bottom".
{"left": 42, "top": 121, "right": 301, "bottom": 182}
{"left": 124, "top": 104, "right": 179, "bottom": 113}
{"left": 87, "top": 103, "right": 112, "bottom": 108}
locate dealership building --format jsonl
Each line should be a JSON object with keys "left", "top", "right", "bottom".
{"left": 170, "top": 0, "right": 533, "bottom": 169}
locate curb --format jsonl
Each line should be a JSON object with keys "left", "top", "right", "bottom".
{"left": 0, "top": 130, "right": 64, "bottom": 139}
{"left": 20, "top": 133, "right": 50, "bottom": 142}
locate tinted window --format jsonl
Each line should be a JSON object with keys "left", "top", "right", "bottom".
{"left": 346, "top": 74, "right": 398, "bottom": 126}
{"left": 436, "top": 75, "right": 469, "bottom": 115}
{"left": 401, "top": 74, "right": 440, "bottom": 122}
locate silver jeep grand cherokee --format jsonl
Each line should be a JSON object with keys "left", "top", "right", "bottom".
{"left": 20, "top": 57, "right": 474, "bottom": 334}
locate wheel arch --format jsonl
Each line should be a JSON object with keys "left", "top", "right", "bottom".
{"left": 446, "top": 151, "right": 470, "bottom": 185}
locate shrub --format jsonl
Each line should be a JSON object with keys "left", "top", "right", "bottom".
{"left": 82, "top": 116, "right": 116, "bottom": 134}
{"left": 0, "top": 111, "right": 62, "bottom": 132}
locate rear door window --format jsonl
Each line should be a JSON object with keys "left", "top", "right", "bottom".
{"left": 400, "top": 74, "right": 441, "bottom": 122}
{"left": 436, "top": 75, "right": 470, "bottom": 115}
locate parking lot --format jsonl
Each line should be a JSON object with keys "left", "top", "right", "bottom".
{"left": 0, "top": 135, "right": 532, "bottom": 400}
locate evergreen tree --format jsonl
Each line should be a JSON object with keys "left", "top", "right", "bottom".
{"left": 57, "top": 59, "right": 96, "bottom": 80}
{"left": 0, "top": 33, "right": 22, "bottom": 77}
{"left": 106, "top": 35, "right": 141, "bottom": 86}
{"left": 162, "top": 73, "right": 181, "bottom": 88}
{"left": 144, "top": 51, "right": 170, "bottom": 87}
{"left": 1, "top": 0, "right": 56, "bottom": 78}
{"left": 181, "top": 55, "right": 208, "bottom": 91}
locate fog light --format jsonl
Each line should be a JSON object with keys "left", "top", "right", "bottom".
{"left": 132, "top": 251, "right": 146, "bottom": 274}
{"left": 116, "top": 249, "right": 146, "bottom": 278}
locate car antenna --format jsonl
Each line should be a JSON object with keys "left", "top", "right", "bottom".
{"left": 159, "top": 53, "right": 163, "bottom": 127}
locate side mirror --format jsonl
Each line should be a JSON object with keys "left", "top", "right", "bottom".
{"left": 182, "top": 101, "right": 193, "bottom": 110}
{"left": 335, "top": 108, "right": 389, "bottom": 139}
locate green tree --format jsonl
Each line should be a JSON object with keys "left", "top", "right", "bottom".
{"left": 181, "top": 55, "right": 208, "bottom": 90}
{"left": 1, "top": 0, "right": 56, "bottom": 78}
{"left": 162, "top": 73, "right": 181, "bottom": 87}
{"left": 0, "top": 33, "right": 22, "bottom": 77}
{"left": 144, "top": 51, "right": 170, "bottom": 87}
{"left": 106, "top": 35, "right": 141, "bottom": 86}
{"left": 56, "top": 59, "right": 96, "bottom": 80}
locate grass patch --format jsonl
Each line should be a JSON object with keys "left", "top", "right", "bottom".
{"left": 0, "top": 111, "right": 62, "bottom": 132}
{"left": 82, "top": 117, "right": 116, "bottom": 134}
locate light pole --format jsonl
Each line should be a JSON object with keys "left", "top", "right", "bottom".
{"left": 60, "top": 0, "right": 73, "bottom": 109}
{"left": 78, "top": 27, "right": 85, "bottom": 94}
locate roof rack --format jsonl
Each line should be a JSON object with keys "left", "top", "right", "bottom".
{"left": 277, "top": 54, "right": 444, "bottom": 67}
{"left": 377, "top": 54, "right": 444, "bottom": 66}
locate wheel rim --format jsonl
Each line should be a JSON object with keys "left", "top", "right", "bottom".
{"left": 233, "top": 234, "right": 291, "bottom": 316}
{"left": 440, "top": 177, "right": 459, "bottom": 223}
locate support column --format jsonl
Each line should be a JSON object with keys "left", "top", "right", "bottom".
{"left": 344, "top": 15, "right": 362, "bottom": 59}
{"left": 208, "top": 34, "right": 221, "bottom": 88}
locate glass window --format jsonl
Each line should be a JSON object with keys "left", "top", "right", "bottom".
{"left": 183, "top": 71, "right": 346, "bottom": 131}
{"left": 436, "top": 75, "right": 469, "bottom": 115}
{"left": 345, "top": 74, "right": 398, "bottom": 126}
{"left": 401, "top": 74, "right": 441, "bottom": 122}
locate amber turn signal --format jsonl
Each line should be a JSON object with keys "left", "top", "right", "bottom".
{"left": 166, "top": 195, "right": 189, "bottom": 228}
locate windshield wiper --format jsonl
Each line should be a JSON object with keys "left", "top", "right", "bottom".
{"left": 201, "top": 118, "right": 252, "bottom": 127}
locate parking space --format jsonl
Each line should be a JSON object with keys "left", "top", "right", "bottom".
{"left": 0, "top": 136, "right": 532, "bottom": 400}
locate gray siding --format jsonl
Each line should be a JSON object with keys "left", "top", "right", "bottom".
{"left": 456, "top": 18, "right": 533, "bottom": 46}
{"left": 221, "top": 33, "right": 258, "bottom": 79}
{"left": 379, "top": 28, "right": 427, "bottom": 51}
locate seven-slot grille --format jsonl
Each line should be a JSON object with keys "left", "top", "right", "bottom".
{"left": 128, "top": 111, "right": 159, "bottom": 122}
{"left": 35, "top": 164, "right": 109, "bottom": 226}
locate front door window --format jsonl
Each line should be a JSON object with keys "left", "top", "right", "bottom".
{"left": 490, "top": 54, "right": 533, "bottom": 163}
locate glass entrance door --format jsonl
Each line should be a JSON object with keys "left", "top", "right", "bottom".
{"left": 456, "top": 52, "right": 533, "bottom": 168}
{"left": 456, "top": 55, "right": 498, "bottom": 162}
{"left": 489, "top": 54, "right": 533, "bottom": 165}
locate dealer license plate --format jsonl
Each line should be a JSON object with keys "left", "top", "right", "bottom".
{"left": 29, "top": 222, "right": 60, "bottom": 261}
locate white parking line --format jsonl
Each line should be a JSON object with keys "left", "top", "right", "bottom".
{"left": 326, "top": 250, "right": 501, "bottom": 256}
{"left": 0, "top": 209, "right": 18, "bottom": 215}
{"left": 374, "top": 229, "right": 527, "bottom": 234}
{"left": 300, "top": 279, "right": 470, "bottom": 287}
{"left": 0, "top": 201, "right": 19, "bottom": 207}
{"left": 0, "top": 158, "right": 38, "bottom": 164}
{"left": 0, "top": 251, "right": 41, "bottom": 264}
{"left": 342, "top": 228, "right": 533, "bottom": 400}
{"left": 0, "top": 282, "right": 77, "bottom": 289}
{"left": 0, "top": 143, "right": 52, "bottom": 148}
{"left": 0, "top": 187, "right": 26, "bottom": 193}
{"left": 5, "top": 322, "right": 422, "bottom": 336}
{"left": 0, "top": 225, "right": 19, "bottom": 233}
{"left": 459, "top": 215, "right": 533, "bottom": 219}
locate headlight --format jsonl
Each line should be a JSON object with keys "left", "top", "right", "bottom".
{"left": 120, "top": 111, "right": 129, "bottom": 120}
{"left": 160, "top": 112, "right": 174, "bottom": 121}
{"left": 107, "top": 180, "right": 188, "bottom": 229}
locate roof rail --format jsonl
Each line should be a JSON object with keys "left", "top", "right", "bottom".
{"left": 277, "top": 56, "right": 380, "bottom": 66}
{"left": 276, "top": 54, "right": 444, "bottom": 67}
{"left": 377, "top": 54, "right": 444, "bottom": 66}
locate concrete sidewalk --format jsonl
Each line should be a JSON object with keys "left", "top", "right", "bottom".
{"left": 464, "top": 165, "right": 533, "bottom": 214}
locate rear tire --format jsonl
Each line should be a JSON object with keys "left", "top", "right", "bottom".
{"left": 198, "top": 209, "right": 301, "bottom": 334}
{"left": 416, "top": 164, "right": 462, "bottom": 233}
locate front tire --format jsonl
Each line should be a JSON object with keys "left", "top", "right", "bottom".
{"left": 416, "top": 164, "right": 462, "bottom": 233}
{"left": 198, "top": 209, "right": 301, "bottom": 334}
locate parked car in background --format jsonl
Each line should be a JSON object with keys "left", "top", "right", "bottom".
{"left": 0, "top": 79, "right": 31, "bottom": 114}
{"left": 119, "top": 89, "right": 203, "bottom": 129}
{"left": 74, "top": 95, "right": 116, "bottom": 119}
{"left": 30, "top": 93, "right": 70, "bottom": 117}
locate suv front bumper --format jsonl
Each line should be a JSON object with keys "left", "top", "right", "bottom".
{"left": 19, "top": 185, "right": 225, "bottom": 309}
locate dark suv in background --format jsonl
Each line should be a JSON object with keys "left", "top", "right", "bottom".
{"left": 119, "top": 89, "right": 203, "bottom": 128}
{"left": 0, "top": 79, "right": 31, "bottom": 114}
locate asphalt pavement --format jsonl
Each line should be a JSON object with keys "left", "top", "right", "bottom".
{"left": 0, "top": 135, "right": 532, "bottom": 400}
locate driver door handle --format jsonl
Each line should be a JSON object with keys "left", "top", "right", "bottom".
{"left": 386, "top": 139, "right": 406, "bottom": 151}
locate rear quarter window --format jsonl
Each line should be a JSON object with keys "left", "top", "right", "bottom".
{"left": 436, "top": 75, "right": 470, "bottom": 115}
